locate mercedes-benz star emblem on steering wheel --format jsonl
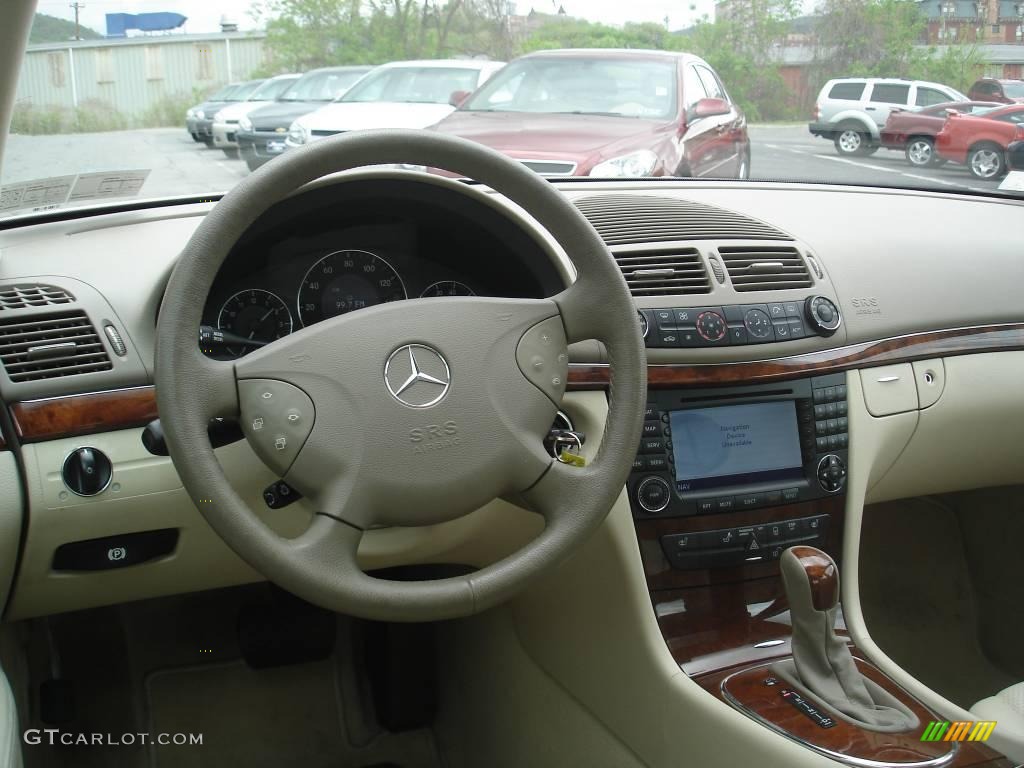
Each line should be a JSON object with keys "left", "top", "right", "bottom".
{"left": 384, "top": 344, "right": 451, "bottom": 408}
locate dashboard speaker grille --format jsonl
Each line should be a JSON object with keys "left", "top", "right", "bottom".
{"left": 0, "top": 310, "right": 112, "bottom": 382}
{"left": 615, "top": 249, "right": 711, "bottom": 296}
{"left": 574, "top": 195, "right": 792, "bottom": 246}
{"left": 718, "top": 246, "right": 812, "bottom": 292}
{"left": 0, "top": 284, "right": 74, "bottom": 311}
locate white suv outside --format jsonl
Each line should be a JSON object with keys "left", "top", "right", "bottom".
{"left": 809, "top": 78, "right": 968, "bottom": 156}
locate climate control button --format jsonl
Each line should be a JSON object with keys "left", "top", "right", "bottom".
{"left": 696, "top": 310, "right": 727, "bottom": 342}
{"left": 637, "top": 476, "right": 671, "bottom": 513}
{"left": 743, "top": 308, "right": 773, "bottom": 341}
{"left": 806, "top": 296, "right": 842, "bottom": 336}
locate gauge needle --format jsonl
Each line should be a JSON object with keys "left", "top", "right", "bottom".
{"left": 259, "top": 308, "right": 275, "bottom": 323}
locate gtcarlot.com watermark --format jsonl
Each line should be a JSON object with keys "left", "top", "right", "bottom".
{"left": 24, "top": 729, "right": 203, "bottom": 747}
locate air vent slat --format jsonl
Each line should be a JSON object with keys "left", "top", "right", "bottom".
{"left": 613, "top": 248, "right": 711, "bottom": 297}
{"left": 0, "top": 310, "right": 111, "bottom": 382}
{"left": 574, "top": 195, "right": 792, "bottom": 245}
{"left": 718, "top": 246, "right": 812, "bottom": 292}
{"left": 0, "top": 284, "right": 75, "bottom": 310}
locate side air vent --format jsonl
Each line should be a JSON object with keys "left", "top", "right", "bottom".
{"left": 0, "top": 310, "right": 112, "bottom": 382}
{"left": 707, "top": 253, "right": 727, "bottom": 285}
{"left": 718, "top": 246, "right": 813, "bottom": 292}
{"left": 0, "top": 284, "right": 74, "bottom": 311}
{"left": 574, "top": 195, "right": 792, "bottom": 246}
{"left": 615, "top": 249, "right": 711, "bottom": 296}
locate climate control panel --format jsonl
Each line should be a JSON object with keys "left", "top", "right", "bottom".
{"left": 639, "top": 295, "right": 841, "bottom": 349}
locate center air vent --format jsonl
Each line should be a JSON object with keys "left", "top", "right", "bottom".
{"left": 574, "top": 195, "right": 792, "bottom": 246}
{"left": 718, "top": 246, "right": 812, "bottom": 292}
{"left": 0, "top": 310, "right": 112, "bottom": 382}
{"left": 0, "top": 284, "right": 74, "bottom": 310}
{"left": 615, "top": 249, "right": 711, "bottom": 297}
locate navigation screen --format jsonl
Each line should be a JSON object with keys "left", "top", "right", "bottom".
{"left": 670, "top": 401, "right": 804, "bottom": 491}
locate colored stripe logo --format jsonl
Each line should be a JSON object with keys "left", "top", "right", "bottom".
{"left": 921, "top": 721, "right": 996, "bottom": 742}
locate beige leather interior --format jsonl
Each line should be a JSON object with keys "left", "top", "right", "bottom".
{"left": 972, "top": 683, "right": 1024, "bottom": 760}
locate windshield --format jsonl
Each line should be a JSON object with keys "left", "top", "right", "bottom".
{"left": 225, "top": 81, "right": 264, "bottom": 102}
{"left": 464, "top": 58, "right": 677, "bottom": 119}
{"left": 248, "top": 77, "right": 296, "bottom": 101}
{"left": 3, "top": 1, "right": 1022, "bottom": 219}
{"left": 283, "top": 69, "right": 368, "bottom": 102}
{"left": 341, "top": 66, "right": 482, "bottom": 104}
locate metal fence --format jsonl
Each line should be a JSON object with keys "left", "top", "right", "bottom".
{"left": 14, "top": 32, "right": 267, "bottom": 119}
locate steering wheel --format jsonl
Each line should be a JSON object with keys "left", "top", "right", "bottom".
{"left": 155, "top": 129, "right": 646, "bottom": 622}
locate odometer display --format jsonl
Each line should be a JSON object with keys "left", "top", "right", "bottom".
{"left": 297, "top": 249, "right": 407, "bottom": 326}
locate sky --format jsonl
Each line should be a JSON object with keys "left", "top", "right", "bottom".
{"left": 34, "top": 0, "right": 721, "bottom": 38}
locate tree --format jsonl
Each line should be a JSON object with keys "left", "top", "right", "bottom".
{"left": 811, "top": 0, "right": 928, "bottom": 80}
{"left": 29, "top": 12, "right": 102, "bottom": 43}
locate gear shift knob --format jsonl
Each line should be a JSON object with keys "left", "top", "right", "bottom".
{"left": 781, "top": 545, "right": 839, "bottom": 612}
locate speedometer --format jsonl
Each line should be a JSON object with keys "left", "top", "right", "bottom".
{"left": 297, "top": 249, "right": 407, "bottom": 327}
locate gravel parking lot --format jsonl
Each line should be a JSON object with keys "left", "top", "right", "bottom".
{"left": 1, "top": 124, "right": 1003, "bottom": 213}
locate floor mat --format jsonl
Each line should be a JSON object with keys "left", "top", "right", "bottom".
{"left": 145, "top": 655, "right": 438, "bottom": 768}
{"left": 859, "top": 497, "right": 1017, "bottom": 708}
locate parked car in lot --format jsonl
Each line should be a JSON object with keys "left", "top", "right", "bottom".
{"left": 211, "top": 74, "right": 300, "bottom": 158}
{"left": 190, "top": 79, "right": 266, "bottom": 145}
{"left": 809, "top": 77, "right": 967, "bottom": 156}
{"left": 285, "top": 60, "right": 504, "bottom": 147}
{"left": 429, "top": 49, "right": 749, "bottom": 178}
{"left": 186, "top": 83, "right": 240, "bottom": 142}
{"left": 881, "top": 101, "right": 1001, "bottom": 167}
{"left": 935, "top": 103, "right": 1024, "bottom": 179}
{"left": 967, "top": 78, "right": 1024, "bottom": 104}
{"left": 236, "top": 66, "right": 373, "bottom": 171}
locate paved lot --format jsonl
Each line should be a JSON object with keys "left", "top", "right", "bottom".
{"left": 1, "top": 124, "right": 1003, "bottom": 212}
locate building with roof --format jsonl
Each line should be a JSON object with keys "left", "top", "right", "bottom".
{"left": 14, "top": 31, "right": 267, "bottom": 121}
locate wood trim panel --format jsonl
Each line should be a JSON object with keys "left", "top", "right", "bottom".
{"left": 568, "top": 323, "right": 1024, "bottom": 389}
{"left": 10, "top": 386, "right": 158, "bottom": 443}
{"left": 699, "top": 657, "right": 1011, "bottom": 768}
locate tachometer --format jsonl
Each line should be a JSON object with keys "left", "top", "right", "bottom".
{"left": 217, "top": 289, "right": 293, "bottom": 356}
{"left": 420, "top": 281, "right": 475, "bottom": 298}
{"left": 297, "top": 249, "right": 407, "bottom": 327}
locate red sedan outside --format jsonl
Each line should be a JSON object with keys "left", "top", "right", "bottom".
{"left": 935, "top": 104, "right": 1024, "bottom": 179}
{"left": 880, "top": 101, "right": 1000, "bottom": 167}
{"left": 429, "top": 49, "right": 750, "bottom": 179}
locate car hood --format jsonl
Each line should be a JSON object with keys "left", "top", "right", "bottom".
{"left": 430, "top": 110, "right": 670, "bottom": 161}
{"left": 300, "top": 102, "right": 455, "bottom": 133}
{"left": 247, "top": 101, "right": 327, "bottom": 130}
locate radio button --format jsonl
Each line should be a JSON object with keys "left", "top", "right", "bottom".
{"left": 640, "top": 438, "right": 665, "bottom": 453}
{"left": 824, "top": 402, "right": 838, "bottom": 418}
{"left": 765, "top": 490, "right": 783, "bottom": 506}
{"left": 637, "top": 477, "right": 671, "bottom": 513}
{"left": 632, "top": 456, "right": 647, "bottom": 472}
{"left": 715, "top": 497, "right": 736, "bottom": 512}
{"left": 782, "top": 487, "right": 801, "bottom": 502}
{"left": 813, "top": 388, "right": 827, "bottom": 404}
{"left": 814, "top": 404, "right": 828, "bottom": 419}
{"left": 642, "top": 422, "right": 661, "bottom": 437}
{"left": 644, "top": 404, "right": 659, "bottom": 419}
{"left": 697, "top": 498, "right": 716, "bottom": 514}
{"left": 826, "top": 418, "right": 839, "bottom": 433}
{"left": 737, "top": 493, "right": 763, "bottom": 510}
{"left": 836, "top": 384, "right": 848, "bottom": 400}
{"left": 816, "top": 436, "right": 829, "bottom": 452}
{"left": 647, "top": 455, "right": 669, "bottom": 472}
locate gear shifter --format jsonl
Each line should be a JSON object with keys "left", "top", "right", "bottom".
{"left": 771, "top": 546, "right": 918, "bottom": 732}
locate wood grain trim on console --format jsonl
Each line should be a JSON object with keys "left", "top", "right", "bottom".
{"left": 11, "top": 386, "right": 158, "bottom": 442}
{"left": 568, "top": 323, "right": 1024, "bottom": 388}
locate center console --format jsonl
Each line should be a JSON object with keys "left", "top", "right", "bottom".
{"left": 630, "top": 373, "right": 848, "bottom": 571}
{"left": 631, "top": 372, "right": 1010, "bottom": 767}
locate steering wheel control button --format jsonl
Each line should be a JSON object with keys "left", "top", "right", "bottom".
{"left": 516, "top": 316, "right": 568, "bottom": 405}
{"left": 636, "top": 476, "right": 671, "bottom": 513}
{"left": 62, "top": 447, "right": 113, "bottom": 497}
{"left": 384, "top": 344, "right": 451, "bottom": 408}
{"left": 263, "top": 480, "right": 303, "bottom": 510}
{"left": 805, "top": 295, "right": 842, "bottom": 336}
{"left": 239, "top": 379, "right": 315, "bottom": 476}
